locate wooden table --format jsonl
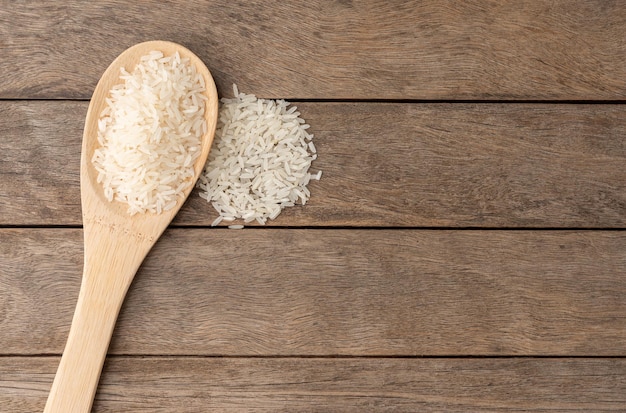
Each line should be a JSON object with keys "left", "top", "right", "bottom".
{"left": 2, "top": 1, "right": 625, "bottom": 411}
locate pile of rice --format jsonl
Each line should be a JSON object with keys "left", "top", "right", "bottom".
{"left": 198, "top": 85, "right": 321, "bottom": 226}
{"left": 92, "top": 51, "right": 207, "bottom": 215}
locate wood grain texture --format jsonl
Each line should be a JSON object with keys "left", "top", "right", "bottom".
{"left": 2, "top": 101, "right": 625, "bottom": 227}
{"left": 4, "top": 0, "right": 625, "bottom": 409}
{"left": 2, "top": 357, "right": 625, "bottom": 412}
{"left": 2, "top": 228, "right": 625, "bottom": 356}
{"left": 1, "top": 1, "right": 625, "bottom": 100}
{"left": 0, "top": 102, "right": 82, "bottom": 222}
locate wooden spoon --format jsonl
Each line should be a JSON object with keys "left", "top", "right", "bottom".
{"left": 43, "top": 40, "right": 218, "bottom": 413}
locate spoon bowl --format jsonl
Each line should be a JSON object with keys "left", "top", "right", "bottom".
{"left": 44, "top": 40, "right": 218, "bottom": 413}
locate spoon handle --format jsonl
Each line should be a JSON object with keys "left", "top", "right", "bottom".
{"left": 43, "top": 265, "right": 131, "bottom": 413}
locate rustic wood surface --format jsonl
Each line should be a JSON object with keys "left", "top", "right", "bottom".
{"left": 2, "top": 228, "right": 626, "bottom": 356}
{"left": 2, "top": 101, "right": 626, "bottom": 227}
{"left": 3, "top": 357, "right": 625, "bottom": 412}
{"left": 1, "top": 1, "right": 626, "bottom": 100}
{"left": 1, "top": 0, "right": 625, "bottom": 411}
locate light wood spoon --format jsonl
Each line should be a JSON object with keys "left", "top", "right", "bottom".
{"left": 44, "top": 40, "right": 218, "bottom": 413}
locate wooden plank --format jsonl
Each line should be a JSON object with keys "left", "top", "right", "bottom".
{"left": 0, "top": 101, "right": 83, "bottom": 223}
{"left": 2, "top": 357, "right": 625, "bottom": 412}
{"left": 2, "top": 228, "right": 625, "bottom": 356}
{"left": 2, "top": 101, "right": 625, "bottom": 227}
{"left": 1, "top": 1, "right": 625, "bottom": 100}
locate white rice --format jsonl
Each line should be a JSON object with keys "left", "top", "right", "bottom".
{"left": 92, "top": 51, "right": 207, "bottom": 215}
{"left": 197, "top": 84, "right": 320, "bottom": 226}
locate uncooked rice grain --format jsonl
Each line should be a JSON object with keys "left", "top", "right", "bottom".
{"left": 198, "top": 84, "right": 320, "bottom": 226}
{"left": 92, "top": 51, "right": 207, "bottom": 215}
